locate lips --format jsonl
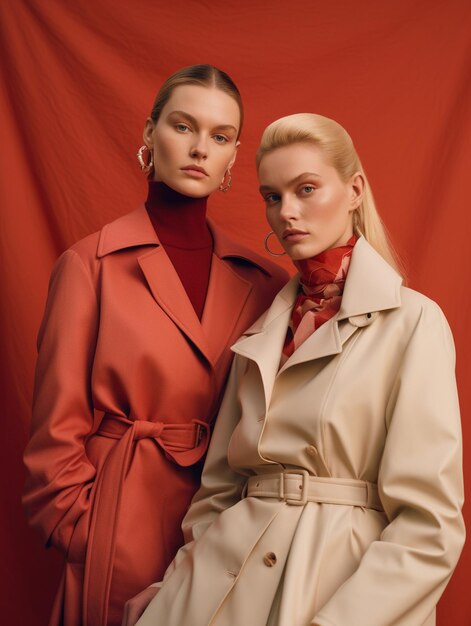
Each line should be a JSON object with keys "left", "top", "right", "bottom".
{"left": 282, "top": 228, "right": 309, "bottom": 241}
{"left": 181, "top": 165, "right": 209, "bottom": 176}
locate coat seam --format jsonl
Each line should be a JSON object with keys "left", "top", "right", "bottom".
{"left": 67, "top": 249, "right": 99, "bottom": 305}
{"left": 320, "top": 328, "right": 363, "bottom": 472}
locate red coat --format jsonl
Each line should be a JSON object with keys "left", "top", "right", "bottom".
{"left": 23, "top": 205, "right": 288, "bottom": 626}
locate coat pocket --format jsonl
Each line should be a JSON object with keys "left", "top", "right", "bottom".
{"left": 66, "top": 487, "right": 95, "bottom": 564}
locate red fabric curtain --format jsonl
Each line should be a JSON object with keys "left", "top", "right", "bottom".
{"left": 1, "top": 1, "right": 469, "bottom": 624}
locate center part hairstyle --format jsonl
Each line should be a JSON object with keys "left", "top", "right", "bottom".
{"left": 256, "top": 113, "right": 403, "bottom": 276}
{"left": 149, "top": 64, "right": 244, "bottom": 137}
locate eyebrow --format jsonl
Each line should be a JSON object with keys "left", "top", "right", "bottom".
{"left": 259, "top": 171, "right": 321, "bottom": 193}
{"left": 167, "top": 110, "right": 238, "bottom": 133}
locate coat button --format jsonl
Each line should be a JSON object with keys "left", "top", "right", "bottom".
{"left": 305, "top": 445, "right": 318, "bottom": 456}
{"left": 348, "top": 312, "right": 377, "bottom": 327}
{"left": 263, "top": 552, "right": 277, "bottom": 567}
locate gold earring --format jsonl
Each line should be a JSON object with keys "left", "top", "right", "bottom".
{"left": 264, "top": 231, "right": 286, "bottom": 256}
{"left": 219, "top": 169, "right": 232, "bottom": 193}
{"left": 137, "top": 145, "right": 153, "bottom": 174}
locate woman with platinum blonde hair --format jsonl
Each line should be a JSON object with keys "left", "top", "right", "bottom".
{"left": 127, "top": 113, "right": 464, "bottom": 626}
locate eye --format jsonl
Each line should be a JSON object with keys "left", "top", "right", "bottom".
{"left": 175, "top": 123, "right": 190, "bottom": 133}
{"left": 264, "top": 192, "right": 281, "bottom": 205}
{"left": 299, "top": 185, "right": 316, "bottom": 195}
{"left": 213, "top": 134, "right": 229, "bottom": 144}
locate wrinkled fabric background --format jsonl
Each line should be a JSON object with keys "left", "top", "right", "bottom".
{"left": 0, "top": 1, "right": 469, "bottom": 624}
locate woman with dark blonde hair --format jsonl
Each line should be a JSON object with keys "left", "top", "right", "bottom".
{"left": 22, "top": 65, "right": 287, "bottom": 626}
{"left": 130, "top": 113, "right": 464, "bottom": 626}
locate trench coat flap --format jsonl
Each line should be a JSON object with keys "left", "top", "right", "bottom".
{"left": 137, "top": 498, "right": 283, "bottom": 626}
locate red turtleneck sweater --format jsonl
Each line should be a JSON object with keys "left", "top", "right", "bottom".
{"left": 145, "top": 182, "right": 213, "bottom": 319}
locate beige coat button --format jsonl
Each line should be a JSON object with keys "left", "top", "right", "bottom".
{"left": 263, "top": 552, "right": 277, "bottom": 567}
{"left": 305, "top": 445, "right": 318, "bottom": 456}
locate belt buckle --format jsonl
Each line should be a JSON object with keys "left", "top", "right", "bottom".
{"left": 280, "top": 469, "right": 309, "bottom": 506}
{"left": 195, "top": 424, "right": 203, "bottom": 446}
{"left": 194, "top": 420, "right": 208, "bottom": 447}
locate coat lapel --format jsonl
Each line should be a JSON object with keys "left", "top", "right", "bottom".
{"left": 231, "top": 277, "right": 298, "bottom": 409}
{"left": 97, "top": 207, "right": 279, "bottom": 367}
{"left": 137, "top": 247, "right": 212, "bottom": 363}
{"left": 98, "top": 205, "right": 213, "bottom": 364}
{"left": 232, "top": 237, "right": 403, "bottom": 408}
{"left": 283, "top": 238, "right": 403, "bottom": 370}
{"left": 201, "top": 220, "right": 278, "bottom": 366}
{"left": 201, "top": 253, "right": 253, "bottom": 365}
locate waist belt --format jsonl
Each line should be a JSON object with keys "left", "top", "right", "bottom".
{"left": 246, "top": 470, "right": 383, "bottom": 511}
{"left": 83, "top": 413, "right": 210, "bottom": 626}
{"left": 97, "top": 414, "right": 210, "bottom": 466}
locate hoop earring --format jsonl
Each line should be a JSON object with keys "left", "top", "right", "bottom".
{"left": 219, "top": 170, "right": 232, "bottom": 193}
{"left": 264, "top": 231, "right": 286, "bottom": 257}
{"left": 137, "top": 145, "right": 154, "bottom": 174}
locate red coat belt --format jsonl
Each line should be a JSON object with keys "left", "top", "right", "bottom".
{"left": 82, "top": 414, "right": 210, "bottom": 626}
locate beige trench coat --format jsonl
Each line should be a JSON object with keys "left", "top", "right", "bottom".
{"left": 136, "top": 237, "right": 465, "bottom": 626}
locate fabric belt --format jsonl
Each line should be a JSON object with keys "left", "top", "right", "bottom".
{"left": 82, "top": 413, "right": 210, "bottom": 626}
{"left": 246, "top": 470, "right": 383, "bottom": 511}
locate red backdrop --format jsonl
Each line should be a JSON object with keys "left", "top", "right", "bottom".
{"left": 1, "top": 1, "right": 469, "bottom": 624}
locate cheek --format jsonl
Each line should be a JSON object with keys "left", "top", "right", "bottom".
{"left": 313, "top": 188, "right": 349, "bottom": 221}
{"left": 154, "top": 132, "right": 179, "bottom": 163}
{"left": 212, "top": 148, "right": 234, "bottom": 177}
{"left": 265, "top": 210, "right": 279, "bottom": 231}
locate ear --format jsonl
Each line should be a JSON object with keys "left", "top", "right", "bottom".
{"left": 349, "top": 172, "right": 365, "bottom": 212}
{"left": 142, "top": 118, "right": 156, "bottom": 148}
{"left": 226, "top": 141, "right": 240, "bottom": 171}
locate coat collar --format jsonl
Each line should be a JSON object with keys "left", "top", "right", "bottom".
{"left": 337, "top": 235, "right": 402, "bottom": 320}
{"left": 232, "top": 236, "right": 403, "bottom": 409}
{"left": 96, "top": 204, "right": 273, "bottom": 274}
{"left": 239, "top": 236, "right": 402, "bottom": 333}
{"left": 95, "top": 205, "right": 270, "bottom": 367}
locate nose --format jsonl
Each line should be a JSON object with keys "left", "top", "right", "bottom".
{"left": 278, "top": 196, "right": 299, "bottom": 222}
{"left": 190, "top": 134, "right": 208, "bottom": 160}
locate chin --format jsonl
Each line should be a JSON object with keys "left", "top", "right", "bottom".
{"left": 288, "top": 243, "right": 322, "bottom": 261}
{"left": 173, "top": 179, "right": 212, "bottom": 198}
{"left": 290, "top": 252, "right": 311, "bottom": 261}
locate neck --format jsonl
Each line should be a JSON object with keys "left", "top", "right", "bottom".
{"left": 145, "top": 181, "right": 211, "bottom": 248}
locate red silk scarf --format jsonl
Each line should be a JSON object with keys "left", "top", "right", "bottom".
{"left": 282, "top": 235, "right": 358, "bottom": 363}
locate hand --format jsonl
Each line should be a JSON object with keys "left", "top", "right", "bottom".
{"left": 122, "top": 586, "right": 160, "bottom": 626}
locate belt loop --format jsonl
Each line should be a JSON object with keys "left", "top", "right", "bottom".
{"left": 365, "top": 481, "right": 376, "bottom": 509}
{"left": 279, "top": 472, "right": 285, "bottom": 500}
{"left": 241, "top": 478, "right": 249, "bottom": 499}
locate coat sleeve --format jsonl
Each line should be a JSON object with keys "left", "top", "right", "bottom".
{"left": 22, "top": 249, "right": 99, "bottom": 557}
{"left": 313, "top": 299, "right": 465, "bottom": 626}
{"left": 156, "top": 354, "right": 248, "bottom": 586}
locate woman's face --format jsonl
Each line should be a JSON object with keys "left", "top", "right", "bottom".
{"left": 258, "top": 142, "right": 364, "bottom": 260}
{"left": 143, "top": 84, "right": 240, "bottom": 197}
